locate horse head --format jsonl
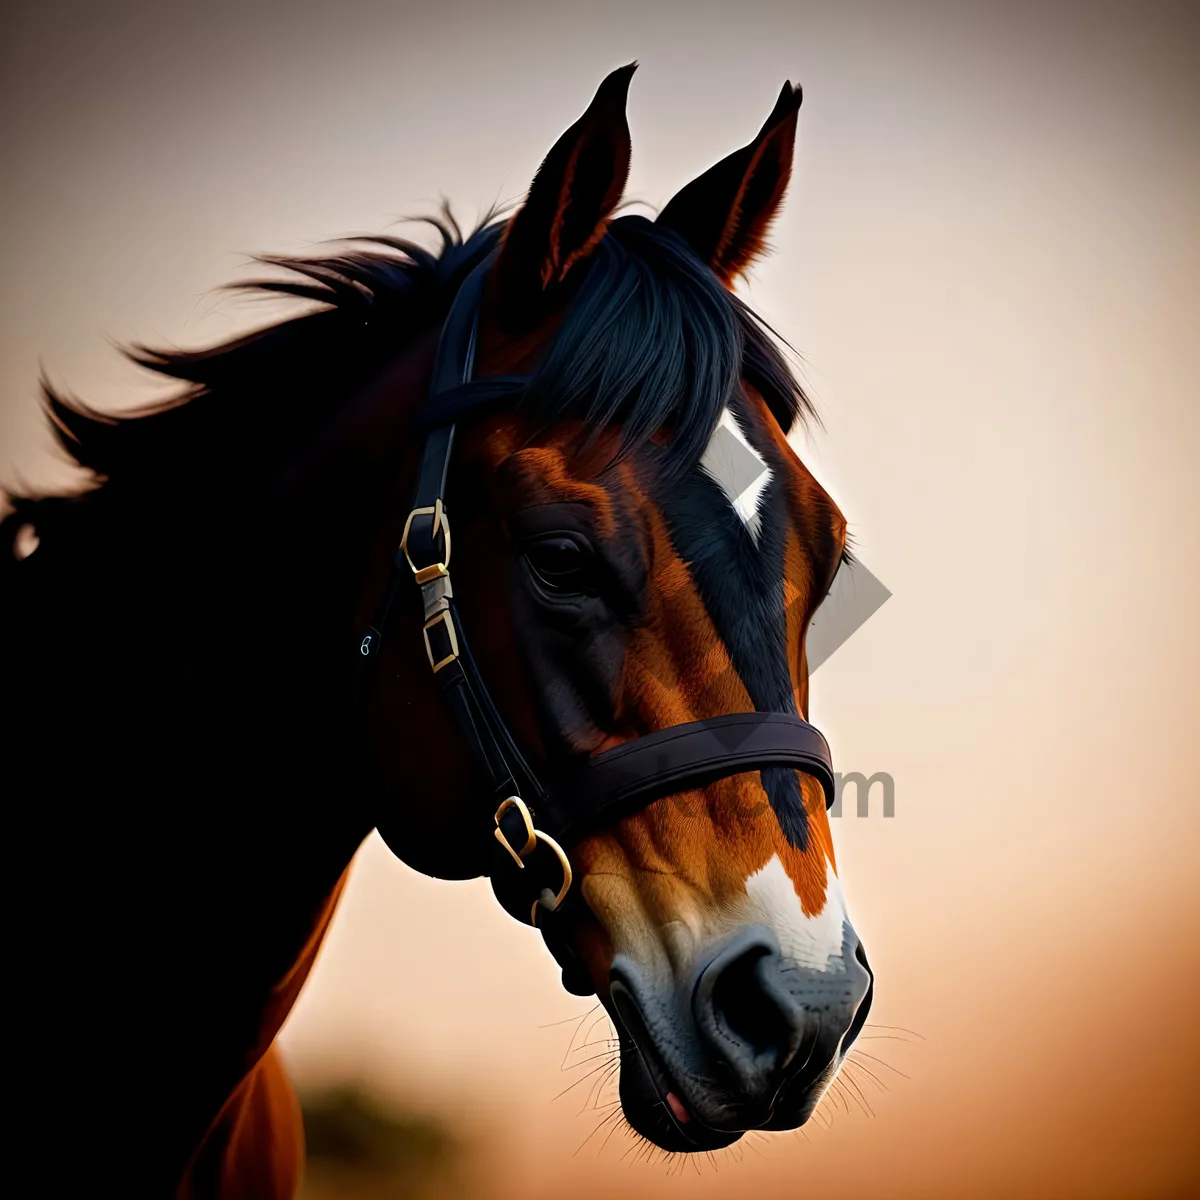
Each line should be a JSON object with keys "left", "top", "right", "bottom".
{"left": 360, "top": 66, "right": 873, "bottom": 1153}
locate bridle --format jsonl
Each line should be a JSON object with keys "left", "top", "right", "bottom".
{"left": 358, "top": 253, "right": 837, "bottom": 979}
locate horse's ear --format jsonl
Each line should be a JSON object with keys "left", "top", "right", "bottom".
{"left": 657, "top": 81, "right": 803, "bottom": 286}
{"left": 497, "top": 63, "right": 635, "bottom": 315}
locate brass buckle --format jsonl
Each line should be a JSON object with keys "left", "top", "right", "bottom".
{"left": 529, "top": 829, "right": 573, "bottom": 926}
{"left": 493, "top": 797, "right": 574, "bottom": 925}
{"left": 400, "top": 500, "right": 451, "bottom": 582}
{"left": 493, "top": 797, "right": 537, "bottom": 865}
{"left": 422, "top": 609, "right": 459, "bottom": 673}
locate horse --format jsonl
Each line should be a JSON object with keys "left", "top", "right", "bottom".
{"left": 1, "top": 64, "right": 872, "bottom": 1197}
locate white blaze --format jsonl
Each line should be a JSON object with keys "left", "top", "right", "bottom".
{"left": 700, "top": 407, "right": 772, "bottom": 541}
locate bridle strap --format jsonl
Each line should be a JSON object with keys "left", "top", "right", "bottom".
{"left": 413, "top": 376, "right": 532, "bottom": 428}
{"left": 359, "top": 256, "right": 544, "bottom": 806}
{"left": 539, "top": 712, "right": 835, "bottom": 848}
{"left": 358, "top": 252, "right": 839, "bottom": 937}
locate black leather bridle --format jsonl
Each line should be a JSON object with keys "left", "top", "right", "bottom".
{"left": 358, "top": 254, "right": 837, "bottom": 940}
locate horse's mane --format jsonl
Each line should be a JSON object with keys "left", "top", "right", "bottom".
{"left": 519, "top": 214, "right": 813, "bottom": 473}
{"left": 2, "top": 211, "right": 501, "bottom": 549}
{"left": 2, "top": 210, "right": 811, "bottom": 562}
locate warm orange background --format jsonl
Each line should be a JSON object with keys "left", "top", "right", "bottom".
{"left": 3, "top": 2, "right": 1198, "bottom": 1196}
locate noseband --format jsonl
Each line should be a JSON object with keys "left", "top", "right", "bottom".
{"left": 358, "top": 255, "right": 836, "bottom": 961}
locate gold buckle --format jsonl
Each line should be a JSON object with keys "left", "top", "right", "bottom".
{"left": 493, "top": 797, "right": 537, "bottom": 865}
{"left": 529, "top": 829, "right": 573, "bottom": 925}
{"left": 413, "top": 562, "right": 448, "bottom": 585}
{"left": 422, "top": 609, "right": 459, "bottom": 673}
{"left": 400, "top": 500, "right": 451, "bottom": 578}
{"left": 493, "top": 798, "right": 574, "bottom": 925}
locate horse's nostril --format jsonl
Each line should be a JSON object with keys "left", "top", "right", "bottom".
{"left": 711, "top": 948, "right": 792, "bottom": 1061}
{"left": 693, "top": 927, "right": 805, "bottom": 1098}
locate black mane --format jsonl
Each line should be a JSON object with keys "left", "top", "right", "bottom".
{"left": 29, "top": 211, "right": 504, "bottom": 495}
{"left": 3, "top": 209, "right": 811, "bottom": 548}
{"left": 522, "top": 214, "right": 812, "bottom": 473}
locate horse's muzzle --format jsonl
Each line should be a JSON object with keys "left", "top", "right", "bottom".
{"left": 609, "top": 925, "right": 873, "bottom": 1150}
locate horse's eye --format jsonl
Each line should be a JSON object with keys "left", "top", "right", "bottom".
{"left": 524, "top": 535, "right": 596, "bottom": 596}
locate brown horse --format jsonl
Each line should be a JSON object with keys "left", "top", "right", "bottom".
{"left": 1, "top": 65, "right": 871, "bottom": 1196}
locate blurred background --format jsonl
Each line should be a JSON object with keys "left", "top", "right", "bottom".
{"left": 3, "top": 1, "right": 1198, "bottom": 1196}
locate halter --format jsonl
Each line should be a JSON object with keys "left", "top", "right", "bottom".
{"left": 359, "top": 254, "right": 836, "bottom": 944}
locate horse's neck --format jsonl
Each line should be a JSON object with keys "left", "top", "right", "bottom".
{"left": 166, "top": 330, "right": 442, "bottom": 887}
{"left": 8, "top": 332, "right": 444, "bottom": 1186}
